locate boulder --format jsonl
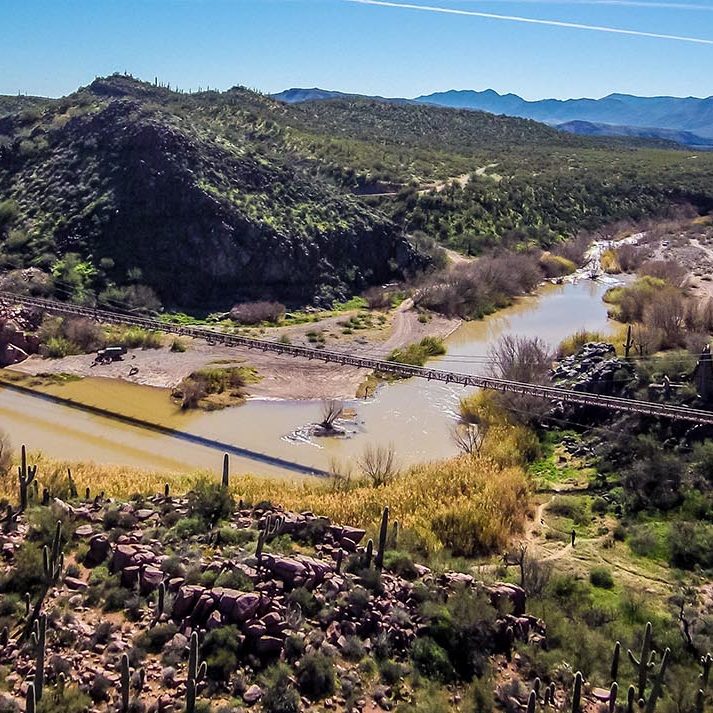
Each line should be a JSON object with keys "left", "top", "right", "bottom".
{"left": 173, "top": 585, "right": 205, "bottom": 620}
{"left": 84, "top": 534, "right": 111, "bottom": 567}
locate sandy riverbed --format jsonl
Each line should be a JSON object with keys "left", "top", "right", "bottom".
{"left": 11, "top": 302, "right": 460, "bottom": 401}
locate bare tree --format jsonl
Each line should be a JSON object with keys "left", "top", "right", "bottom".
{"left": 643, "top": 289, "right": 687, "bottom": 348}
{"left": 328, "top": 456, "right": 355, "bottom": 492}
{"left": 451, "top": 421, "right": 487, "bottom": 457}
{"left": 358, "top": 444, "right": 398, "bottom": 487}
{"left": 488, "top": 335, "right": 553, "bottom": 424}
{"left": 320, "top": 399, "right": 344, "bottom": 431}
{"left": 0, "top": 429, "right": 12, "bottom": 478}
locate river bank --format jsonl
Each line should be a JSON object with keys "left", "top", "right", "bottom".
{"left": 8, "top": 299, "right": 461, "bottom": 400}
{"left": 0, "top": 278, "right": 617, "bottom": 476}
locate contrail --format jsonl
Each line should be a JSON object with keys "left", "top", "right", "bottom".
{"left": 346, "top": 0, "right": 713, "bottom": 43}
{"left": 482, "top": 0, "right": 713, "bottom": 9}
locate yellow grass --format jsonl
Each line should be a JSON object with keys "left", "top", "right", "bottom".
{"left": 0, "top": 450, "right": 530, "bottom": 556}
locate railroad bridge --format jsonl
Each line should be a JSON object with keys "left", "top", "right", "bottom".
{"left": 3, "top": 290, "right": 713, "bottom": 426}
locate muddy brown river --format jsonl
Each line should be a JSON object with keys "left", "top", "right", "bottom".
{"left": 0, "top": 279, "right": 616, "bottom": 479}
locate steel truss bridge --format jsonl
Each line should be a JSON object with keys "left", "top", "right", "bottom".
{"left": 3, "top": 290, "right": 713, "bottom": 426}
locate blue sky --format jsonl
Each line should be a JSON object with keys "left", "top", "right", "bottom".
{"left": 1, "top": 0, "right": 711, "bottom": 100}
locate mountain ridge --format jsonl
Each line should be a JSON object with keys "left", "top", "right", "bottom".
{"left": 273, "top": 86, "right": 713, "bottom": 145}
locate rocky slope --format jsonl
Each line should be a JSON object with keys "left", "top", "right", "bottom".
{"left": 0, "top": 77, "right": 422, "bottom": 310}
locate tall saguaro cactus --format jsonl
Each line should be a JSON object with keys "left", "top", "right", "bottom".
{"left": 26, "top": 682, "right": 36, "bottom": 713}
{"left": 571, "top": 671, "right": 583, "bottom": 713}
{"left": 628, "top": 621, "right": 654, "bottom": 699}
{"left": 375, "top": 506, "right": 389, "bottom": 571}
{"left": 31, "top": 614, "right": 47, "bottom": 702}
{"left": 120, "top": 652, "right": 130, "bottom": 713}
{"left": 644, "top": 647, "right": 670, "bottom": 713}
{"left": 186, "top": 631, "right": 207, "bottom": 713}
{"left": 222, "top": 453, "right": 230, "bottom": 489}
{"left": 18, "top": 445, "right": 38, "bottom": 511}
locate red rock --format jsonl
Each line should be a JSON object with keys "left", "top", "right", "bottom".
{"left": 173, "top": 585, "right": 205, "bottom": 619}
{"left": 230, "top": 593, "right": 261, "bottom": 623}
{"left": 255, "top": 635, "right": 283, "bottom": 656}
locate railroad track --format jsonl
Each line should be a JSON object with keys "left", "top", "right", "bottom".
{"left": 3, "top": 290, "right": 713, "bottom": 425}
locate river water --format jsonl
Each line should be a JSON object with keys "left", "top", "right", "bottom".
{"left": 0, "top": 279, "right": 616, "bottom": 479}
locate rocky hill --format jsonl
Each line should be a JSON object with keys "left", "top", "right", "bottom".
{"left": 2, "top": 74, "right": 713, "bottom": 312}
{"left": 0, "top": 77, "right": 422, "bottom": 310}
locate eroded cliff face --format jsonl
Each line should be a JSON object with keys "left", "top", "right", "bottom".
{"left": 0, "top": 79, "right": 425, "bottom": 309}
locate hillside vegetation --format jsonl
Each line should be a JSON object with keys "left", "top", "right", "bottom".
{"left": 1, "top": 74, "right": 713, "bottom": 312}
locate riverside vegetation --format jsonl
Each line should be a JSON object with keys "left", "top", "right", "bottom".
{"left": 1, "top": 74, "right": 713, "bottom": 315}
{"left": 3, "top": 323, "right": 713, "bottom": 711}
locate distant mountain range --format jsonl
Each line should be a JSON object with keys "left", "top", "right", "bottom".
{"left": 273, "top": 87, "right": 713, "bottom": 148}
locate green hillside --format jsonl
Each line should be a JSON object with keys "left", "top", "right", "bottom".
{"left": 1, "top": 74, "right": 712, "bottom": 311}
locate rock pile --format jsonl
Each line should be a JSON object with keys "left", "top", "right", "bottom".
{"left": 552, "top": 342, "right": 636, "bottom": 397}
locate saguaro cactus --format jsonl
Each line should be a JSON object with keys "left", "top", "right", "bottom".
{"left": 31, "top": 614, "right": 46, "bottom": 701}
{"left": 375, "top": 506, "right": 389, "bottom": 571}
{"left": 222, "top": 453, "right": 230, "bottom": 489}
{"left": 120, "top": 652, "right": 130, "bottom": 713}
{"left": 155, "top": 581, "right": 166, "bottom": 622}
{"left": 527, "top": 690, "right": 536, "bottom": 713}
{"left": 186, "top": 631, "right": 207, "bottom": 713}
{"left": 364, "top": 539, "right": 374, "bottom": 569}
{"left": 700, "top": 652, "right": 713, "bottom": 689}
{"left": 609, "top": 682, "right": 619, "bottom": 713}
{"left": 612, "top": 640, "right": 621, "bottom": 682}
{"left": 628, "top": 621, "right": 654, "bottom": 699}
{"left": 26, "top": 682, "right": 36, "bottom": 713}
{"left": 571, "top": 671, "right": 583, "bottom": 713}
{"left": 67, "top": 468, "right": 78, "bottom": 499}
{"left": 645, "top": 647, "right": 670, "bottom": 713}
{"left": 18, "top": 445, "right": 37, "bottom": 511}
{"left": 43, "top": 521, "right": 64, "bottom": 584}
{"left": 626, "top": 686, "right": 636, "bottom": 713}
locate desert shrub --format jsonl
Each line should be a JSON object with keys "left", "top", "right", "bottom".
{"left": 98, "top": 284, "right": 161, "bottom": 313}
{"left": 35, "top": 685, "right": 90, "bottom": 713}
{"left": 557, "top": 330, "right": 610, "bottom": 358}
{"left": 466, "top": 672, "right": 496, "bottom": 713}
{"left": 669, "top": 522, "right": 713, "bottom": 570}
{"left": 410, "top": 637, "right": 455, "bottom": 682}
{"left": 388, "top": 336, "right": 446, "bottom": 366}
{"left": 414, "top": 251, "right": 541, "bottom": 320}
{"left": 549, "top": 496, "right": 590, "bottom": 525}
{"left": 173, "top": 367, "right": 254, "bottom": 409}
{"left": 170, "top": 338, "right": 187, "bottom": 353}
{"left": 1, "top": 541, "right": 44, "bottom": 595}
{"left": 88, "top": 674, "right": 112, "bottom": 702}
{"left": 214, "top": 569, "right": 253, "bottom": 591}
{"left": 639, "top": 259, "right": 687, "bottom": 287}
{"left": 261, "top": 664, "right": 300, "bottom": 713}
{"left": 341, "top": 635, "right": 366, "bottom": 661}
{"left": 103, "top": 325, "right": 163, "bottom": 349}
{"left": 297, "top": 653, "right": 335, "bottom": 699}
{"left": 201, "top": 626, "right": 243, "bottom": 681}
{"left": 45, "top": 336, "right": 81, "bottom": 358}
{"left": 379, "top": 659, "right": 407, "bottom": 684}
{"left": 589, "top": 566, "right": 614, "bottom": 589}
{"left": 384, "top": 551, "right": 419, "bottom": 580}
{"left": 287, "top": 587, "right": 320, "bottom": 617}
{"left": 693, "top": 441, "right": 713, "bottom": 484}
{"left": 539, "top": 253, "right": 576, "bottom": 278}
{"left": 230, "top": 301, "right": 285, "bottom": 325}
{"left": 396, "top": 683, "right": 451, "bottom": 713}
{"left": 61, "top": 318, "right": 104, "bottom": 352}
{"left": 616, "top": 243, "right": 646, "bottom": 272}
{"left": 216, "top": 524, "right": 255, "bottom": 547}
{"left": 284, "top": 634, "right": 305, "bottom": 662}
{"left": 135, "top": 622, "right": 178, "bottom": 653}
{"left": 187, "top": 479, "right": 235, "bottom": 527}
{"left": 170, "top": 516, "right": 204, "bottom": 540}
{"left": 0, "top": 430, "right": 12, "bottom": 478}
{"left": 487, "top": 335, "right": 553, "bottom": 426}
{"left": 364, "top": 286, "right": 392, "bottom": 310}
